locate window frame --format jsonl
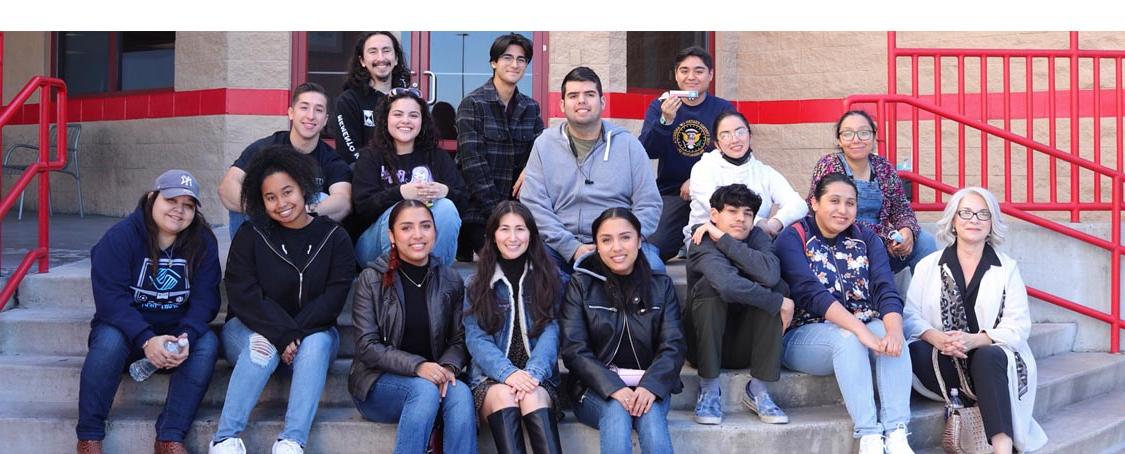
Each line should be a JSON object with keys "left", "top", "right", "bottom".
{"left": 624, "top": 31, "right": 717, "bottom": 96}
{"left": 51, "top": 31, "right": 176, "bottom": 98}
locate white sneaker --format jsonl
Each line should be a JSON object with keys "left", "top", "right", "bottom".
{"left": 272, "top": 439, "right": 304, "bottom": 454}
{"left": 883, "top": 425, "right": 915, "bottom": 454}
{"left": 209, "top": 438, "right": 246, "bottom": 454}
{"left": 858, "top": 434, "right": 884, "bottom": 454}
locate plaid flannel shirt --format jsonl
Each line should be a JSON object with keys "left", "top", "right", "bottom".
{"left": 455, "top": 80, "right": 544, "bottom": 224}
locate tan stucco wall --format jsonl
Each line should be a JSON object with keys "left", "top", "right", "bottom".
{"left": 2, "top": 32, "right": 293, "bottom": 221}
{"left": 177, "top": 32, "right": 291, "bottom": 91}
{"left": 2, "top": 32, "right": 49, "bottom": 104}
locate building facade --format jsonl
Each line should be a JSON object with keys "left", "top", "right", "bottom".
{"left": 2, "top": 31, "right": 1123, "bottom": 223}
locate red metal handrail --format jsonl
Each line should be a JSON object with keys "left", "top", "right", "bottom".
{"left": 0, "top": 76, "right": 69, "bottom": 310}
{"left": 845, "top": 93, "right": 1124, "bottom": 353}
{"left": 886, "top": 31, "right": 1125, "bottom": 222}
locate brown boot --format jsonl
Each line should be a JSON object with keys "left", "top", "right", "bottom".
{"left": 153, "top": 440, "right": 188, "bottom": 454}
{"left": 76, "top": 440, "right": 103, "bottom": 454}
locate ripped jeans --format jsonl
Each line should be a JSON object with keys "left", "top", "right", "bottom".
{"left": 212, "top": 317, "right": 339, "bottom": 447}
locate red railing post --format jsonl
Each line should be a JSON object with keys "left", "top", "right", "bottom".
{"left": 1112, "top": 175, "right": 1121, "bottom": 353}
{"left": 0, "top": 76, "right": 68, "bottom": 310}
{"left": 1070, "top": 32, "right": 1080, "bottom": 222}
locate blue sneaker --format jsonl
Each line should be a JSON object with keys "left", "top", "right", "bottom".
{"left": 694, "top": 389, "right": 722, "bottom": 425}
{"left": 742, "top": 383, "right": 789, "bottom": 424}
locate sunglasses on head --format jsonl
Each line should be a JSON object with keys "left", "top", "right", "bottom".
{"left": 389, "top": 87, "right": 422, "bottom": 98}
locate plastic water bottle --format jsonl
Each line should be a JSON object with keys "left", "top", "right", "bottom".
{"left": 897, "top": 157, "right": 913, "bottom": 202}
{"left": 946, "top": 387, "right": 964, "bottom": 418}
{"left": 129, "top": 338, "right": 188, "bottom": 382}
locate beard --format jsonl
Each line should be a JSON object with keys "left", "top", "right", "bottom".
{"left": 372, "top": 66, "right": 392, "bottom": 83}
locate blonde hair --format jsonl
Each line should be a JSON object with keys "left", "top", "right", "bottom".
{"left": 934, "top": 186, "right": 1007, "bottom": 247}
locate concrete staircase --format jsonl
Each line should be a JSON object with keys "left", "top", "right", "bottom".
{"left": 1, "top": 258, "right": 1123, "bottom": 453}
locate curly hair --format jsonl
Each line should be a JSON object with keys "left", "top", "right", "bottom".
{"left": 344, "top": 31, "right": 411, "bottom": 92}
{"left": 239, "top": 145, "right": 319, "bottom": 225}
{"left": 362, "top": 90, "right": 439, "bottom": 181}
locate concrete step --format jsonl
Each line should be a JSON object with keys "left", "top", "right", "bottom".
{"left": 915, "top": 390, "right": 1125, "bottom": 454}
{"left": 14, "top": 259, "right": 691, "bottom": 311}
{"left": 0, "top": 300, "right": 1079, "bottom": 362}
{"left": 0, "top": 400, "right": 949, "bottom": 454}
{"left": 2, "top": 348, "right": 1116, "bottom": 420}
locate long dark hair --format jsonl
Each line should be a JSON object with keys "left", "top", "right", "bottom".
{"left": 590, "top": 207, "right": 654, "bottom": 310}
{"left": 239, "top": 145, "right": 319, "bottom": 226}
{"left": 344, "top": 31, "right": 411, "bottom": 91}
{"left": 137, "top": 191, "right": 212, "bottom": 280}
{"left": 468, "top": 201, "right": 561, "bottom": 337}
{"left": 363, "top": 90, "right": 439, "bottom": 183}
{"left": 382, "top": 200, "right": 434, "bottom": 289}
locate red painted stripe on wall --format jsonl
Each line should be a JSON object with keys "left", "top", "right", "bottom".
{"left": 1, "top": 88, "right": 289, "bottom": 125}
{"left": 547, "top": 89, "right": 1125, "bottom": 124}
{"left": 5, "top": 87, "right": 1121, "bottom": 126}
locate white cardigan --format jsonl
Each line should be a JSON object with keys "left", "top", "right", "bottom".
{"left": 682, "top": 149, "right": 807, "bottom": 243}
{"left": 903, "top": 249, "right": 1048, "bottom": 452}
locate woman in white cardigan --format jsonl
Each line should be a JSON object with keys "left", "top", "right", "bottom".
{"left": 683, "top": 111, "right": 807, "bottom": 245}
{"left": 903, "top": 187, "right": 1047, "bottom": 453}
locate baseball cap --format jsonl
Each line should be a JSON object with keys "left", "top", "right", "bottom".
{"left": 153, "top": 169, "right": 202, "bottom": 204}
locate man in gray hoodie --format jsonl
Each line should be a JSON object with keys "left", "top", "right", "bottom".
{"left": 520, "top": 66, "right": 664, "bottom": 275}
{"left": 685, "top": 183, "right": 793, "bottom": 426}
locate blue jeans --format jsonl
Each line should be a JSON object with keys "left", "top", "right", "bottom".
{"left": 354, "top": 198, "right": 462, "bottom": 266}
{"left": 353, "top": 372, "right": 477, "bottom": 454}
{"left": 890, "top": 229, "right": 938, "bottom": 274}
{"left": 781, "top": 319, "right": 912, "bottom": 437}
{"left": 213, "top": 318, "right": 339, "bottom": 446}
{"left": 77, "top": 323, "right": 219, "bottom": 442}
{"left": 546, "top": 242, "right": 666, "bottom": 287}
{"left": 573, "top": 390, "right": 673, "bottom": 454}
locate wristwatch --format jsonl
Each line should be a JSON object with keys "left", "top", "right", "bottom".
{"left": 659, "top": 115, "right": 671, "bottom": 126}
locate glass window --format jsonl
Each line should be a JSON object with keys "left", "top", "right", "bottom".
{"left": 626, "top": 31, "right": 710, "bottom": 92}
{"left": 306, "top": 31, "right": 364, "bottom": 103}
{"left": 58, "top": 32, "right": 111, "bottom": 95}
{"left": 57, "top": 31, "right": 175, "bottom": 95}
{"left": 120, "top": 32, "right": 175, "bottom": 91}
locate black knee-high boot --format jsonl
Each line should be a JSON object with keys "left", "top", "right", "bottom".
{"left": 487, "top": 407, "right": 526, "bottom": 454}
{"left": 521, "top": 408, "right": 562, "bottom": 454}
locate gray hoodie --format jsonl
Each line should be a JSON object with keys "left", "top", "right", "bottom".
{"left": 520, "top": 121, "right": 662, "bottom": 261}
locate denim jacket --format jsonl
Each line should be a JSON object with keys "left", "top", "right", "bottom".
{"left": 463, "top": 262, "right": 561, "bottom": 390}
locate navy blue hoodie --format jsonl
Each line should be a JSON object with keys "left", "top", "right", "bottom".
{"left": 90, "top": 207, "right": 222, "bottom": 350}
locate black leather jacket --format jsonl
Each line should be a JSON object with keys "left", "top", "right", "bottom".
{"left": 347, "top": 255, "right": 468, "bottom": 402}
{"left": 559, "top": 255, "right": 686, "bottom": 403}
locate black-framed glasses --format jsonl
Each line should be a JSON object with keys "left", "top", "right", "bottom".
{"left": 838, "top": 130, "right": 875, "bottom": 141}
{"left": 389, "top": 87, "right": 422, "bottom": 98}
{"left": 717, "top": 127, "right": 750, "bottom": 143}
{"left": 499, "top": 53, "right": 529, "bottom": 66}
{"left": 956, "top": 208, "right": 992, "bottom": 221}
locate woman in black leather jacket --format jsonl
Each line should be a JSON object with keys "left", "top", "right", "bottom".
{"left": 560, "top": 207, "right": 686, "bottom": 454}
{"left": 347, "top": 199, "right": 476, "bottom": 454}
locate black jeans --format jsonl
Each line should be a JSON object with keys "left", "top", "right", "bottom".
{"left": 649, "top": 195, "right": 691, "bottom": 262}
{"left": 909, "top": 340, "right": 1014, "bottom": 440}
{"left": 683, "top": 280, "right": 782, "bottom": 381}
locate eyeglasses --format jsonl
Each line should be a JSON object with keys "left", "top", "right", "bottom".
{"left": 499, "top": 54, "right": 529, "bottom": 66}
{"left": 956, "top": 208, "right": 992, "bottom": 221}
{"left": 389, "top": 87, "right": 422, "bottom": 98}
{"left": 717, "top": 127, "right": 750, "bottom": 143}
{"left": 838, "top": 130, "right": 875, "bottom": 141}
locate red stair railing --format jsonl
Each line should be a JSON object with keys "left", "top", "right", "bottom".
{"left": 845, "top": 93, "right": 1124, "bottom": 353}
{"left": 0, "top": 76, "right": 69, "bottom": 310}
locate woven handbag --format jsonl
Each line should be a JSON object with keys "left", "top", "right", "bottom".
{"left": 933, "top": 349, "right": 992, "bottom": 454}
